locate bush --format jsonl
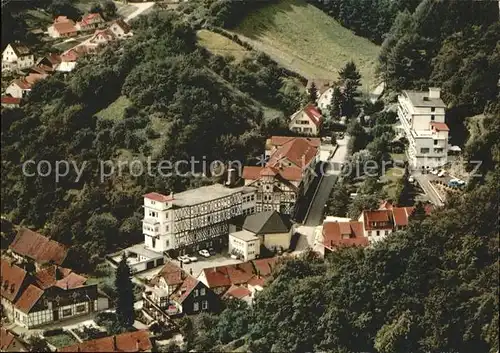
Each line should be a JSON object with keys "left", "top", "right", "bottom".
{"left": 43, "top": 328, "right": 64, "bottom": 336}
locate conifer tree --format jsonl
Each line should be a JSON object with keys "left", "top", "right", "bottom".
{"left": 115, "top": 254, "right": 135, "bottom": 328}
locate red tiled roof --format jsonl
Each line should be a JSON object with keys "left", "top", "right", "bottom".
{"left": 226, "top": 262, "right": 254, "bottom": 285}
{"left": 247, "top": 276, "right": 266, "bottom": 287}
{"left": 252, "top": 258, "right": 278, "bottom": 277}
{"left": 12, "top": 79, "right": 31, "bottom": 90}
{"left": 430, "top": 122, "right": 450, "bottom": 131}
{"left": 25, "top": 73, "right": 47, "bottom": 85}
{"left": 269, "top": 136, "right": 321, "bottom": 148}
{"left": 323, "top": 221, "right": 368, "bottom": 248}
{"left": 152, "top": 261, "right": 185, "bottom": 287}
{"left": 223, "top": 285, "right": 251, "bottom": 299}
{"left": 379, "top": 200, "right": 394, "bottom": 210}
{"left": 52, "top": 21, "right": 77, "bottom": 35}
{"left": 45, "top": 53, "right": 62, "bottom": 66}
{"left": 268, "top": 137, "right": 319, "bottom": 168}
{"left": 35, "top": 265, "right": 72, "bottom": 289}
{"left": 302, "top": 104, "right": 322, "bottom": 127}
{"left": 242, "top": 165, "right": 302, "bottom": 183}
{"left": 9, "top": 228, "right": 69, "bottom": 266}
{"left": 364, "top": 210, "right": 391, "bottom": 223}
{"left": 1, "top": 96, "right": 21, "bottom": 105}
{"left": 0, "top": 328, "right": 15, "bottom": 351}
{"left": 392, "top": 207, "right": 414, "bottom": 227}
{"left": 170, "top": 276, "right": 199, "bottom": 303}
{"left": 14, "top": 284, "right": 44, "bottom": 313}
{"left": 61, "top": 49, "right": 79, "bottom": 62}
{"left": 144, "top": 192, "right": 173, "bottom": 202}
{"left": 59, "top": 330, "right": 152, "bottom": 352}
{"left": 79, "top": 12, "right": 104, "bottom": 26}
{"left": 0, "top": 260, "right": 27, "bottom": 302}
{"left": 201, "top": 267, "right": 232, "bottom": 289}
{"left": 242, "top": 166, "right": 264, "bottom": 180}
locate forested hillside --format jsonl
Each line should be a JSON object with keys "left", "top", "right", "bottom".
{"left": 1, "top": 13, "right": 300, "bottom": 271}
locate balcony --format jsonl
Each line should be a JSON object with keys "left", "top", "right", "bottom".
{"left": 143, "top": 218, "right": 160, "bottom": 237}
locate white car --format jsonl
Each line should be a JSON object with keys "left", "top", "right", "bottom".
{"left": 430, "top": 169, "right": 439, "bottom": 175}
{"left": 187, "top": 255, "right": 198, "bottom": 262}
{"left": 230, "top": 254, "right": 238, "bottom": 260}
{"left": 408, "top": 176, "right": 415, "bottom": 183}
{"left": 199, "top": 249, "right": 210, "bottom": 258}
{"left": 177, "top": 255, "right": 191, "bottom": 264}
{"left": 437, "top": 170, "right": 446, "bottom": 177}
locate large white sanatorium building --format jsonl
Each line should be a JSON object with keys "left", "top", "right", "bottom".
{"left": 397, "top": 87, "right": 449, "bottom": 169}
{"left": 142, "top": 184, "right": 257, "bottom": 254}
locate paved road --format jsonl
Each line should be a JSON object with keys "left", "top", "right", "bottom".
{"left": 414, "top": 173, "right": 444, "bottom": 206}
{"left": 123, "top": 1, "right": 156, "bottom": 23}
{"left": 303, "top": 136, "right": 349, "bottom": 226}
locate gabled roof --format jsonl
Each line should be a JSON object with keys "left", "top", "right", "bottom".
{"left": 323, "top": 221, "right": 368, "bottom": 248}
{"left": 0, "top": 328, "right": 23, "bottom": 351}
{"left": 151, "top": 261, "right": 185, "bottom": 287}
{"left": 223, "top": 285, "right": 252, "bottom": 300}
{"left": 14, "top": 284, "right": 44, "bottom": 313}
{"left": 267, "top": 137, "right": 319, "bottom": 168}
{"left": 11, "top": 79, "right": 31, "bottom": 90}
{"left": 201, "top": 262, "right": 254, "bottom": 288}
{"left": 8, "top": 42, "right": 31, "bottom": 56}
{"left": 252, "top": 257, "right": 278, "bottom": 277}
{"left": 0, "top": 260, "right": 28, "bottom": 302}
{"left": 52, "top": 21, "right": 77, "bottom": 35}
{"left": 79, "top": 12, "right": 104, "bottom": 26}
{"left": 9, "top": 228, "right": 69, "bottom": 266}
{"left": 268, "top": 136, "right": 321, "bottom": 148}
{"left": 299, "top": 104, "right": 322, "bottom": 127}
{"left": 59, "top": 330, "right": 152, "bottom": 352}
{"left": 170, "top": 276, "right": 199, "bottom": 304}
{"left": 111, "top": 19, "right": 132, "bottom": 33}
{"left": 25, "top": 73, "right": 47, "bottom": 85}
{"left": 243, "top": 211, "right": 292, "bottom": 235}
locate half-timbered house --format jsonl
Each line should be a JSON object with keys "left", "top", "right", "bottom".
{"left": 142, "top": 184, "right": 257, "bottom": 256}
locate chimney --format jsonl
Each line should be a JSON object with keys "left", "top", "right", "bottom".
{"left": 189, "top": 268, "right": 193, "bottom": 276}
{"left": 136, "top": 339, "right": 140, "bottom": 351}
{"left": 428, "top": 87, "right": 440, "bottom": 99}
{"left": 112, "top": 336, "right": 117, "bottom": 350}
{"left": 226, "top": 168, "right": 237, "bottom": 187}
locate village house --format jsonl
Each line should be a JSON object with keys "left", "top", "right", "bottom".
{"left": 76, "top": 13, "right": 106, "bottom": 32}
{"left": 5, "top": 79, "right": 32, "bottom": 99}
{"left": 397, "top": 87, "right": 449, "bottom": 169}
{"left": 36, "top": 53, "right": 62, "bottom": 71}
{"left": 59, "top": 330, "right": 152, "bottom": 352}
{"left": 109, "top": 19, "right": 133, "bottom": 38}
{"left": 0, "top": 259, "right": 99, "bottom": 328}
{"left": 317, "top": 86, "right": 335, "bottom": 111}
{"left": 197, "top": 257, "right": 278, "bottom": 302}
{"left": 1, "top": 42, "right": 35, "bottom": 72}
{"left": 142, "top": 261, "right": 220, "bottom": 321}
{"left": 47, "top": 16, "right": 78, "bottom": 38}
{"left": 0, "top": 327, "right": 28, "bottom": 352}
{"left": 242, "top": 136, "right": 321, "bottom": 215}
{"left": 1, "top": 96, "right": 21, "bottom": 108}
{"left": 8, "top": 228, "right": 69, "bottom": 270}
{"left": 228, "top": 229, "right": 260, "bottom": 261}
{"left": 318, "top": 220, "right": 368, "bottom": 257}
{"left": 358, "top": 201, "right": 432, "bottom": 242}
{"left": 230, "top": 210, "right": 293, "bottom": 256}
{"left": 289, "top": 104, "right": 323, "bottom": 135}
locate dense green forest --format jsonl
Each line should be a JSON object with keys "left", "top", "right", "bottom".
{"left": 0, "top": 12, "right": 298, "bottom": 271}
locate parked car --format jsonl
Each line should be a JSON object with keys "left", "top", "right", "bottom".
{"left": 208, "top": 248, "right": 216, "bottom": 256}
{"left": 430, "top": 169, "right": 439, "bottom": 175}
{"left": 408, "top": 176, "right": 415, "bottom": 183}
{"left": 230, "top": 254, "right": 238, "bottom": 260}
{"left": 457, "top": 179, "right": 466, "bottom": 186}
{"left": 187, "top": 255, "right": 198, "bottom": 262}
{"left": 437, "top": 170, "right": 446, "bottom": 177}
{"left": 199, "top": 249, "right": 210, "bottom": 258}
{"left": 177, "top": 255, "right": 191, "bottom": 264}
{"left": 448, "top": 179, "right": 460, "bottom": 187}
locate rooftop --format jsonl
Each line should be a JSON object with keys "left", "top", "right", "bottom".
{"left": 242, "top": 211, "right": 292, "bottom": 235}
{"left": 59, "top": 330, "right": 152, "bottom": 352}
{"left": 230, "top": 230, "right": 260, "bottom": 242}
{"left": 9, "top": 228, "right": 69, "bottom": 266}
{"left": 403, "top": 89, "right": 446, "bottom": 108}
{"left": 145, "top": 184, "right": 255, "bottom": 208}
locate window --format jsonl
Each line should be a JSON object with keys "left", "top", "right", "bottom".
{"left": 202, "top": 300, "right": 208, "bottom": 310}
{"left": 431, "top": 115, "right": 435, "bottom": 121}
{"left": 152, "top": 238, "right": 156, "bottom": 248}
{"left": 431, "top": 107, "right": 435, "bottom": 112}
{"left": 62, "top": 308, "right": 72, "bottom": 317}
{"left": 200, "top": 288, "right": 206, "bottom": 296}
{"left": 76, "top": 304, "right": 86, "bottom": 313}
{"left": 151, "top": 200, "right": 156, "bottom": 205}
{"left": 193, "top": 302, "right": 199, "bottom": 311}
{"left": 434, "top": 140, "right": 438, "bottom": 145}
{"left": 376, "top": 231, "right": 380, "bottom": 236}
{"left": 148, "top": 210, "right": 157, "bottom": 218}
{"left": 194, "top": 289, "right": 199, "bottom": 297}
{"left": 420, "top": 148, "right": 430, "bottom": 154}
{"left": 165, "top": 240, "right": 169, "bottom": 248}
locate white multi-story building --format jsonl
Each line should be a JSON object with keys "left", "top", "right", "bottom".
{"left": 397, "top": 87, "right": 449, "bottom": 169}
{"left": 142, "top": 184, "right": 257, "bottom": 255}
